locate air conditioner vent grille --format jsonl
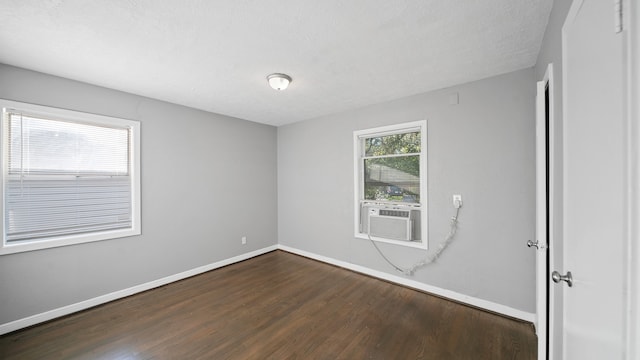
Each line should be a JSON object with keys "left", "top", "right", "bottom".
{"left": 378, "top": 209, "right": 410, "bottom": 218}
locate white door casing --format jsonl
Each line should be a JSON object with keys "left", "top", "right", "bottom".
{"left": 534, "top": 64, "right": 553, "bottom": 360}
{"left": 628, "top": 1, "right": 640, "bottom": 358}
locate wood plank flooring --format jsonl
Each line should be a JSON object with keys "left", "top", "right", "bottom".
{"left": 0, "top": 250, "right": 536, "bottom": 359}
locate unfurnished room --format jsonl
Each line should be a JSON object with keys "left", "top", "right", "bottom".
{"left": 0, "top": 1, "right": 639, "bottom": 359}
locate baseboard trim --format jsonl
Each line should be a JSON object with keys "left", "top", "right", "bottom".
{"left": 1, "top": 243, "right": 534, "bottom": 335}
{"left": 0, "top": 245, "right": 278, "bottom": 335}
{"left": 278, "top": 244, "right": 535, "bottom": 323}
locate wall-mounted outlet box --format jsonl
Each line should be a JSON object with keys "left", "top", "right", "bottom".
{"left": 453, "top": 194, "right": 462, "bottom": 208}
{"left": 241, "top": 236, "right": 247, "bottom": 245}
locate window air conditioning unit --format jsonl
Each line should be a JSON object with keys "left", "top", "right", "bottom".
{"left": 368, "top": 207, "right": 412, "bottom": 241}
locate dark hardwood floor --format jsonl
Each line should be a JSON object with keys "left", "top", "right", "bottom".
{"left": 0, "top": 250, "right": 536, "bottom": 359}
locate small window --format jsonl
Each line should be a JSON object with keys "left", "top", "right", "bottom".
{"left": 0, "top": 99, "right": 141, "bottom": 254}
{"left": 354, "top": 120, "right": 427, "bottom": 249}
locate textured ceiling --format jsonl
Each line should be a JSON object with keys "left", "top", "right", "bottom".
{"left": 0, "top": 0, "right": 553, "bottom": 126}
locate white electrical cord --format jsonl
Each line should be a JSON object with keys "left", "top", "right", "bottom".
{"left": 368, "top": 205, "right": 461, "bottom": 276}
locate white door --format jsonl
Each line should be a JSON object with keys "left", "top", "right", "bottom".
{"left": 534, "top": 67, "right": 552, "bottom": 360}
{"left": 559, "top": 0, "right": 629, "bottom": 358}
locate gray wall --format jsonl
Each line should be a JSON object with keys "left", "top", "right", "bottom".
{"left": 0, "top": 60, "right": 541, "bottom": 324}
{"left": 278, "top": 68, "right": 536, "bottom": 312}
{"left": 534, "top": 1, "right": 572, "bottom": 358}
{"left": 0, "top": 64, "right": 278, "bottom": 324}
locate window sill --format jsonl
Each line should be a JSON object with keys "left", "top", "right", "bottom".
{"left": 355, "top": 233, "right": 427, "bottom": 250}
{"left": 0, "top": 228, "right": 140, "bottom": 255}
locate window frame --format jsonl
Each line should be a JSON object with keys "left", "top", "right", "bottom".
{"left": 0, "top": 99, "right": 141, "bottom": 255}
{"left": 353, "top": 120, "right": 428, "bottom": 249}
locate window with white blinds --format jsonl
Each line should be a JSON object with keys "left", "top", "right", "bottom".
{"left": 1, "top": 99, "right": 141, "bottom": 254}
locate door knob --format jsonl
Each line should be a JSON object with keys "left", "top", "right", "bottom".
{"left": 552, "top": 270, "right": 573, "bottom": 287}
{"left": 527, "top": 240, "right": 540, "bottom": 249}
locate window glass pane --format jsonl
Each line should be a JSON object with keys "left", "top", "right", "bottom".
{"left": 364, "top": 155, "right": 420, "bottom": 203}
{"left": 8, "top": 114, "right": 129, "bottom": 175}
{"left": 364, "top": 131, "right": 420, "bottom": 157}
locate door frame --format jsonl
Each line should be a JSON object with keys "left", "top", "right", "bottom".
{"left": 626, "top": 0, "right": 640, "bottom": 357}
{"left": 536, "top": 63, "right": 555, "bottom": 360}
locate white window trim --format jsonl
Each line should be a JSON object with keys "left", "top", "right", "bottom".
{"left": 353, "top": 120, "right": 428, "bottom": 249}
{"left": 0, "top": 99, "right": 141, "bottom": 255}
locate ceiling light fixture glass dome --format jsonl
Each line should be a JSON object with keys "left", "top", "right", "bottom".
{"left": 267, "top": 73, "right": 292, "bottom": 91}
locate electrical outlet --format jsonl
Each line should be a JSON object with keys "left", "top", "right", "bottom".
{"left": 453, "top": 194, "right": 462, "bottom": 208}
{"left": 241, "top": 236, "right": 247, "bottom": 245}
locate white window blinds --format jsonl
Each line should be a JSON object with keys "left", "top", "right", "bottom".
{"left": 4, "top": 112, "right": 133, "bottom": 243}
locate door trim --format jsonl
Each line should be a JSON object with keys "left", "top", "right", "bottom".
{"left": 536, "top": 63, "right": 554, "bottom": 360}
{"left": 625, "top": 0, "right": 640, "bottom": 357}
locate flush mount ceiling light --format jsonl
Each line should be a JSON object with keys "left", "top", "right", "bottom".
{"left": 267, "top": 73, "right": 292, "bottom": 91}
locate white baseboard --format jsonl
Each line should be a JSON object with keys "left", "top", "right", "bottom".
{"left": 0, "top": 245, "right": 278, "bottom": 335}
{"left": 278, "top": 244, "right": 536, "bottom": 323}
{"left": 1, "top": 243, "right": 534, "bottom": 335}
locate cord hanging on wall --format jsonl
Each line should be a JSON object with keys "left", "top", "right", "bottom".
{"left": 369, "top": 200, "right": 462, "bottom": 276}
